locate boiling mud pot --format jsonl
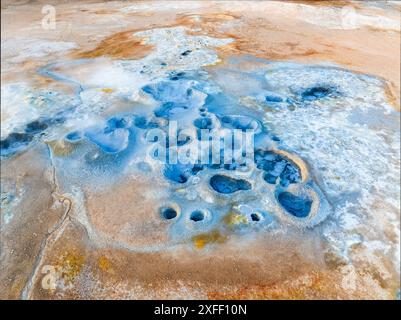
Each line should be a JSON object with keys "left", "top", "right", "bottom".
{"left": 2, "top": 54, "right": 398, "bottom": 250}
{"left": 210, "top": 175, "right": 252, "bottom": 194}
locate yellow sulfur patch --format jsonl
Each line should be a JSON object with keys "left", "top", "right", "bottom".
{"left": 101, "top": 88, "right": 114, "bottom": 93}
{"left": 223, "top": 212, "right": 248, "bottom": 226}
{"left": 192, "top": 230, "right": 227, "bottom": 249}
{"left": 57, "top": 251, "right": 85, "bottom": 284}
{"left": 98, "top": 256, "right": 112, "bottom": 272}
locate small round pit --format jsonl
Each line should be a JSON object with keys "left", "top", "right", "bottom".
{"left": 251, "top": 213, "right": 261, "bottom": 222}
{"left": 160, "top": 207, "right": 177, "bottom": 220}
{"left": 190, "top": 210, "right": 205, "bottom": 222}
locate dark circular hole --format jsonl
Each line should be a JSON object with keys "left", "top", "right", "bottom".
{"left": 134, "top": 116, "right": 147, "bottom": 128}
{"left": 221, "top": 116, "right": 232, "bottom": 124}
{"left": 65, "top": 131, "right": 81, "bottom": 142}
{"left": 161, "top": 207, "right": 177, "bottom": 220}
{"left": 251, "top": 213, "right": 261, "bottom": 222}
{"left": 301, "top": 86, "right": 337, "bottom": 101}
{"left": 190, "top": 210, "right": 205, "bottom": 222}
{"left": 194, "top": 117, "right": 213, "bottom": 129}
